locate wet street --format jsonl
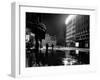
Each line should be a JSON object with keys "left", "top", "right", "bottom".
{"left": 26, "top": 13, "right": 90, "bottom": 67}
{"left": 26, "top": 47, "right": 90, "bottom": 67}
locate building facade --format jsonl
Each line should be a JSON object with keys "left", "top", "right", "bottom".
{"left": 42, "top": 34, "right": 57, "bottom": 47}
{"left": 66, "top": 15, "right": 89, "bottom": 48}
{"left": 66, "top": 15, "right": 77, "bottom": 47}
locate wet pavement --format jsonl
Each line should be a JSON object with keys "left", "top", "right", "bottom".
{"left": 26, "top": 47, "right": 90, "bottom": 67}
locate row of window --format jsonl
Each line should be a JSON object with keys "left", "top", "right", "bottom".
{"left": 75, "top": 30, "right": 89, "bottom": 36}
{"left": 66, "top": 26, "right": 76, "bottom": 34}
{"left": 66, "top": 28, "right": 89, "bottom": 39}
{"left": 75, "top": 34, "right": 89, "bottom": 40}
{"left": 66, "top": 32, "right": 89, "bottom": 40}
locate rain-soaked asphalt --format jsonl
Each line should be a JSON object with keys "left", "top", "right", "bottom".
{"left": 26, "top": 47, "right": 90, "bottom": 67}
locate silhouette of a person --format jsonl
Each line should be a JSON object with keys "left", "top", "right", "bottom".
{"left": 45, "top": 43, "right": 49, "bottom": 65}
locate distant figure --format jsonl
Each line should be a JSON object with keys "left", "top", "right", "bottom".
{"left": 46, "top": 43, "right": 49, "bottom": 56}
{"left": 51, "top": 44, "right": 54, "bottom": 56}
{"left": 45, "top": 43, "right": 49, "bottom": 65}
{"left": 51, "top": 44, "right": 54, "bottom": 51}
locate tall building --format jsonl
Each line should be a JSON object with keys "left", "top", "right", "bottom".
{"left": 75, "top": 15, "right": 89, "bottom": 48}
{"left": 65, "top": 15, "right": 89, "bottom": 48}
{"left": 65, "top": 15, "right": 77, "bottom": 47}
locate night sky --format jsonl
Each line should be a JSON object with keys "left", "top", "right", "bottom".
{"left": 26, "top": 12, "right": 68, "bottom": 46}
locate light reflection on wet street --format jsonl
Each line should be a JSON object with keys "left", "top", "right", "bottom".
{"left": 26, "top": 47, "right": 90, "bottom": 67}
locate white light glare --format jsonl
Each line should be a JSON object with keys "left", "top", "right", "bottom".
{"left": 65, "top": 15, "right": 76, "bottom": 25}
